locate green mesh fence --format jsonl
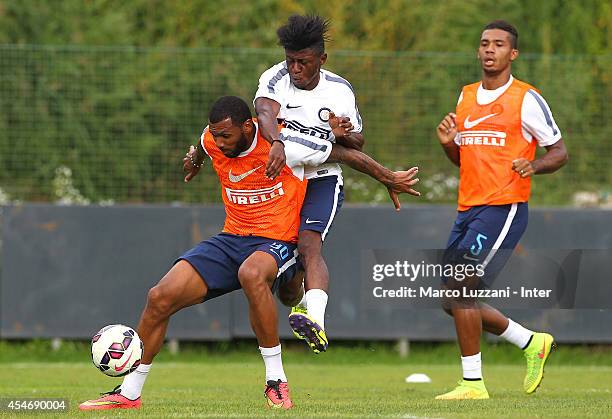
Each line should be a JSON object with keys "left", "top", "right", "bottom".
{"left": 0, "top": 45, "right": 610, "bottom": 206}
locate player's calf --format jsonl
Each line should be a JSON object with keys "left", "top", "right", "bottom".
{"left": 297, "top": 231, "right": 329, "bottom": 291}
{"left": 277, "top": 270, "right": 305, "bottom": 307}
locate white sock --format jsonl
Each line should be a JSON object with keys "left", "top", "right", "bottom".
{"left": 500, "top": 318, "right": 533, "bottom": 349}
{"left": 461, "top": 353, "right": 482, "bottom": 380}
{"left": 305, "top": 289, "right": 328, "bottom": 330}
{"left": 120, "top": 363, "right": 151, "bottom": 400}
{"left": 259, "top": 345, "right": 287, "bottom": 383}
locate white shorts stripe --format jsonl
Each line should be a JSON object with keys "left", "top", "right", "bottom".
{"left": 277, "top": 248, "right": 299, "bottom": 278}
{"left": 482, "top": 203, "right": 518, "bottom": 268}
{"left": 321, "top": 176, "right": 342, "bottom": 241}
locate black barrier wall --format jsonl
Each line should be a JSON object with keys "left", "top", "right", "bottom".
{"left": 1, "top": 204, "right": 611, "bottom": 342}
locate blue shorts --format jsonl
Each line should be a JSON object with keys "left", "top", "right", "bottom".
{"left": 444, "top": 203, "right": 528, "bottom": 285}
{"left": 176, "top": 233, "right": 299, "bottom": 301}
{"left": 299, "top": 175, "right": 344, "bottom": 241}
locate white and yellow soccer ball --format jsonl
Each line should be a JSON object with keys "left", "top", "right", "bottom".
{"left": 91, "top": 324, "right": 143, "bottom": 377}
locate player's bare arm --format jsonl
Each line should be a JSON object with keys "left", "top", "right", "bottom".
{"left": 327, "top": 112, "right": 420, "bottom": 208}
{"left": 436, "top": 112, "right": 460, "bottom": 167}
{"left": 512, "top": 139, "right": 568, "bottom": 178}
{"left": 326, "top": 144, "right": 420, "bottom": 210}
{"left": 337, "top": 131, "right": 365, "bottom": 151}
{"left": 254, "top": 97, "right": 286, "bottom": 179}
{"left": 329, "top": 112, "right": 365, "bottom": 151}
{"left": 183, "top": 141, "right": 206, "bottom": 183}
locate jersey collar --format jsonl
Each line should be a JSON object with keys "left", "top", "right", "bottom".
{"left": 476, "top": 75, "right": 514, "bottom": 105}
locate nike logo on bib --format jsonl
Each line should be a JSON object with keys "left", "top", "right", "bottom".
{"left": 464, "top": 113, "right": 498, "bottom": 129}
{"left": 286, "top": 104, "right": 302, "bottom": 109}
{"left": 229, "top": 165, "right": 262, "bottom": 183}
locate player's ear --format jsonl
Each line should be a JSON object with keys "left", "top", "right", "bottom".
{"left": 242, "top": 119, "right": 254, "bottom": 135}
{"left": 510, "top": 49, "right": 519, "bottom": 62}
{"left": 320, "top": 53, "right": 327, "bottom": 66}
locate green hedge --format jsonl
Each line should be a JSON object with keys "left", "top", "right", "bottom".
{"left": 0, "top": 1, "right": 610, "bottom": 205}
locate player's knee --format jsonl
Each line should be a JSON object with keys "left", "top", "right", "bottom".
{"left": 238, "top": 264, "right": 270, "bottom": 291}
{"left": 146, "top": 285, "right": 173, "bottom": 318}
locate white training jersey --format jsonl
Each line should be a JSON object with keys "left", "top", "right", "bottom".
{"left": 454, "top": 75, "right": 562, "bottom": 147}
{"left": 254, "top": 61, "right": 363, "bottom": 183}
{"left": 200, "top": 123, "right": 333, "bottom": 181}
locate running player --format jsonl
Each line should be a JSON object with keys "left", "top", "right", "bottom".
{"left": 255, "top": 14, "right": 370, "bottom": 353}
{"left": 79, "top": 96, "right": 419, "bottom": 411}
{"left": 434, "top": 20, "right": 568, "bottom": 400}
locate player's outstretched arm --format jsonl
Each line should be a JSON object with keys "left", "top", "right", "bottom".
{"left": 325, "top": 113, "right": 419, "bottom": 210}
{"left": 436, "top": 112, "right": 460, "bottom": 167}
{"left": 183, "top": 141, "right": 206, "bottom": 183}
{"left": 512, "top": 139, "right": 568, "bottom": 178}
{"left": 255, "top": 97, "right": 286, "bottom": 179}
{"left": 326, "top": 144, "right": 420, "bottom": 210}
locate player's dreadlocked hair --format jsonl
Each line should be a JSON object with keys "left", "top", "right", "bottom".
{"left": 209, "top": 96, "right": 252, "bottom": 126}
{"left": 483, "top": 20, "right": 518, "bottom": 49}
{"left": 277, "top": 14, "right": 330, "bottom": 54}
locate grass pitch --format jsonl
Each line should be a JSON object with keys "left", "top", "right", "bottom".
{"left": 1, "top": 342, "right": 611, "bottom": 418}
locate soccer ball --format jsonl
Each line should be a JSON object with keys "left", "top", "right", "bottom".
{"left": 91, "top": 324, "right": 143, "bottom": 377}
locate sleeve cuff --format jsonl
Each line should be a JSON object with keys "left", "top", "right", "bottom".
{"left": 537, "top": 133, "right": 562, "bottom": 147}
{"left": 253, "top": 93, "right": 281, "bottom": 106}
